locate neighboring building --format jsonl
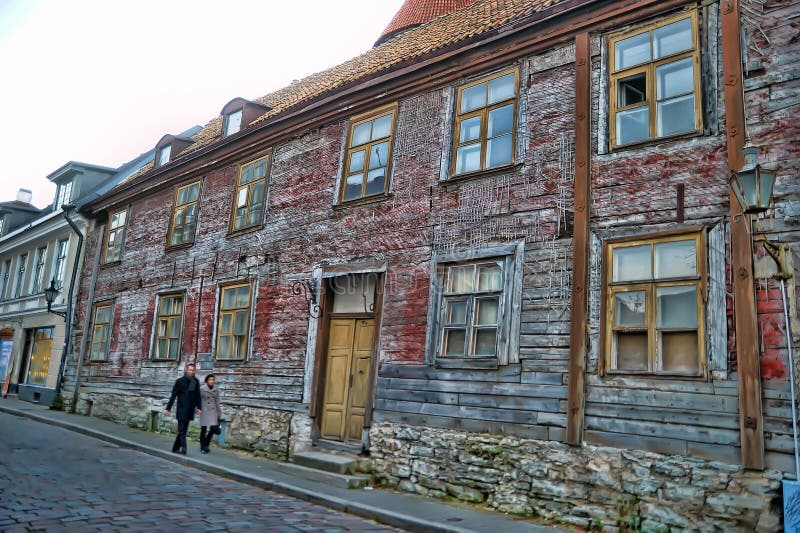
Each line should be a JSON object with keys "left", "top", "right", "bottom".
{"left": 65, "top": 0, "right": 798, "bottom": 529}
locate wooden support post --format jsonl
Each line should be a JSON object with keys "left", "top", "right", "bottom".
{"left": 721, "top": 0, "right": 764, "bottom": 470}
{"left": 567, "top": 32, "right": 591, "bottom": 445}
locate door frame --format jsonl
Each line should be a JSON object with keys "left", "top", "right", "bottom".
{"left": 310, "top": 267, "right": 385, "bottom": 449}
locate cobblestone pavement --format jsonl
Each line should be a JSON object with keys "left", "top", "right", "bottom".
{"left": 0, "top": 412, "right": 399, "bottom": 532}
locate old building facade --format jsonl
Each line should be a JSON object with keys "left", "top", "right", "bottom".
{"left": 63, "top": 0, "right": 798, "bottom": 529}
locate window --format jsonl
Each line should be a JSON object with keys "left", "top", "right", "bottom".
{"left": 25, "top": 327, "right": 54, "bottom": 386}
{"left": 340, "top": 107, "right": 396, "bottom": 202}
{"left": 168, "top": 182, "right": 200, "bottom": 247}
{"left": 452, "top": 68, "right": 518, "bottom": 176}
{"left": 0, "top": 260, "right": 10, "bottom": 299}
{"left": 104, "top": 210, "right": 127, "bottom": 264}
{"left": 157, "top": 145, "right": 172, "bottom": 167}
{"left": 216, "top": 283, "right": 251, "bottom": 360}
{"left": 604, "top": 232, "right": 705, "bottom": 375}
{"left": 56, "top": 181, "right": 73, "bottom": 209}
{"left": 90, "top": 304, "right": 113, "bottom": 361}
{"left": 609, "top": 11, "right": 701, "bottom": 148}
{"left": 153, "top": 294, "right": 183, "bottom": 360}
{"left": 428, "top": 243, "right": 523, "bottom": 367}
{"left": 231, "top": 157, "right": 267, "bottom": 232}
{"left": 0, "top": 216, "right": 5, "bottom": 236}
{"left": 14, "top": 254, "right": 27, "bottom": 298}
{"left": 224, "top": 109, "right": 243, "bottom": 137}
{"left": 53, "top": 239, "right": 68, "bottom": 288}
{"left": 31, "top": 247, "right": 47, "bottom": 293}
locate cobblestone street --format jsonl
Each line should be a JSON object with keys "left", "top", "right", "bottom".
{"left": 0, "top": 412, "right": 398, "bottom": 532}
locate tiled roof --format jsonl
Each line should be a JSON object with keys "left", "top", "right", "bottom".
{"left": 118, "top": 0, "right": 567, "bottom": 189}
{"left": 377, "top": 0, "right": 478, "bottom": 45}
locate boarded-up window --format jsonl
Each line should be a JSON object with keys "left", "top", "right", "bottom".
{"left": 216, "top": 283, "right": 251, "bottom": 360}
{"left": 605, "top": 232, "right": 705, "bottom": 375}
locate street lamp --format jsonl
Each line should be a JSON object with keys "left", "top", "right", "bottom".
{"left": 729, "top": 143, "right": 778, "bottom": 215}
{"left": 44, "top": 279, "right": 66, "bottom": 319}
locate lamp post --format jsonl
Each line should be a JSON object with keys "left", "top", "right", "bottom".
{"left": 44, "top": 279, "right": 66, "bottom": 320}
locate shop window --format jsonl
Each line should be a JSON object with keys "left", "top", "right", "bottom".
{"left": 25, "top": 327, "right": 54, "bottom": 386}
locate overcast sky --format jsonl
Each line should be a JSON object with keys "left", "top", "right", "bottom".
{"left": 0, "top": 0, "right": 404, "bottom": 208}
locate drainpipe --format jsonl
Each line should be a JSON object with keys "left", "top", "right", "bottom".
{"left": 69, "top": 222, "right": 104, "bottom": 412}
{"left": 54, "top": 205, "right": 84, "bottom": 397}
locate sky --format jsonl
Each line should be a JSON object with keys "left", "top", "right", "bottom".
{"left": 0, "top": 0, "right": 405, "bottom": 208}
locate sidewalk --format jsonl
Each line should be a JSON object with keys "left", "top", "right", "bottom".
{"left": 0, "top": 397, "right": 566, "bottom": 533}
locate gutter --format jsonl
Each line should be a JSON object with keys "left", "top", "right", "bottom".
{"left": 54, "top": 205, "right": 84, "bottom": 397}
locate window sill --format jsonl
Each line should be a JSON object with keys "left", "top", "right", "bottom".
{"left": 100, "top": 260, "right": 122, "bottom": 269}
{"left": 213, "top": 357, "right": 248, "bottom": 364}
{"left": 142, "top": 358, "right": 180, "bottom": 365}
{"left": 609, "top": 129, "right": 703, "bottom": 154}
{"left": 333, "top": 193, "right": 392, "bottom": 210}
{"left": 226, "top": 225, "right": 263, "bottom": 239}
{"left": 435, "top": 357, "right": 499, "bottom": 370}
{"left": 605, "top": 370, "right": 705, "bottom": 380}
{"left": 442, "top": 163, "right": 522, "bottom": 188}
{"left": 165, "top": 242, "right": 194, "bottom": 253}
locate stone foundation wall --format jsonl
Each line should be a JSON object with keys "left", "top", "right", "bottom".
{"left": 367, "top": 423, "right": 782, "bottom": 532}
{"left": 71, "top": 391, "right": 294, "bottom": 461}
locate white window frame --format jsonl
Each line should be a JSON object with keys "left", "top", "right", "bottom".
{"left": 31, "top": 246, "right": 47, "bottom": 294}
{"left": 224, "top": 109, "right": 243, "bottom": 137}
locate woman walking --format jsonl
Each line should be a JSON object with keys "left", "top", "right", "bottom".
{"left": 199, "top": 374, "right": 221, "bottom": 454}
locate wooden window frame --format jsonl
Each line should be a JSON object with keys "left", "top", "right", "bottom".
{"left": 151, "top": 293, "right": 185, "bottom": 361}
{"left": 214, "top": 282, "right": 252, "bottom": 361}
{"left": 0, "top": 259, "right": 10, "bottom": 300}
{"left": 229, "top": 155, "right": 269, "bottom": 233}
{"left": 103, "top": 208, "right": 129, "bottom": 265}
{"left": 90, "top": 303, "right": 114, "bottom": 362}
{"left": 450, "top": 67, "right": 519, "bottom": 178}
{"left": 602, "top": 230, "right": 707, "bottom": 377}
{"left": 166, "top": 181, "right": 202, "bottom": 249}
{"left": 608, "top": 9, "right": 702, "bottom": 150}
{"left": 338, "top": 104, "right": 398, "bottom": 204}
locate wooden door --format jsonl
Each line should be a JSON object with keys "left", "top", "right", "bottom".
{"left": 320, "top": 318, "right": 375, "bottom": 443}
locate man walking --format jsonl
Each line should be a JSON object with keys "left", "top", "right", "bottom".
{"left": 164, "top": 363, "right": 202, "bottom": 454}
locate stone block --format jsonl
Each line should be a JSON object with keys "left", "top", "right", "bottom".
{"left": 445, "top": 483, "right": 485, "bottom": 503}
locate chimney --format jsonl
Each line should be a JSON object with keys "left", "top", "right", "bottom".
{"left": 17, "top": 189, "right": 32, "bottom": 204}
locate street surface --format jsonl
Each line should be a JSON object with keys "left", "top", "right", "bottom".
{"left": 0, "top": 412, "right": 398, "bottom": 532}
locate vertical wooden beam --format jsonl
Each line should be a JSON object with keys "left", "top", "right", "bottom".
{"left": 567, "top": 32, "right": 591, "bottom": 445}
{"left": 721, "top": 0, "right": 764, "bottom": 470}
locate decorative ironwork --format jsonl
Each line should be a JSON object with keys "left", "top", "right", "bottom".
{"left": 291, "top": 279, "right": 320, "bottom": 319}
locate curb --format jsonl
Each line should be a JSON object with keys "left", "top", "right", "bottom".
{"left": 0, "top": 404, "right": 472, "bottom": 533}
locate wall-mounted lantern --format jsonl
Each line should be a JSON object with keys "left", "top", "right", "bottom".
{"left": 729, "top": 143, "right": 778, "bottom": 215}
{"left": 44, "top": 279, "right": 66, "bottom": 320}
{"left": 291, "top": 279, "right": 321, "bottom": 319}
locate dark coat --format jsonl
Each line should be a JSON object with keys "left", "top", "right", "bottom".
{"left": 166, "top": 374, "right": 202, "bottom": 422}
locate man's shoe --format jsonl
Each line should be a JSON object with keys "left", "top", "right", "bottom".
{"left": 179, "top": 448, "right": 187, "bottom": 455}
{"left": 201, "top": 449, "right": 209, "bottom": 454}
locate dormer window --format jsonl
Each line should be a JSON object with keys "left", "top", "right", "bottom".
{"left": 157, "top": 145, "right": 172, "bottom": 167}
{"left": 56, "top": 181, "right": 73, "bottom": 209}
{"left": 219, "top": 98, "right": 271, "bottom": 140}
{"left": 154, "top": 134, "right": 195, "bottom": 168}
{"left": 224, "top": 109, "right": 243, "bottom": 137}
{"left": 0, "top": 216, "right": 4, "bottom": 236}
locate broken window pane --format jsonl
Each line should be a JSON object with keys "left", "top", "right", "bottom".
{"left": 614, "top": 291, "right": 646, "bottom": 327}
{"left": 369, "top": 142, "right": 389, "bottom": 170}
